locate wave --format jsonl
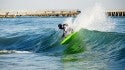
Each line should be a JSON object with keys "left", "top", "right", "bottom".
{"left": 64, "top": 29, "right": 125, "bottom": 57}
{"left": 0, "top": 28, "right": 64, "bottom": 53}
{"left": 62, "top": 5, "right": 125, "bottom": 64}
{"left": 62, "top": 29, "right": 125, "bottom": 70}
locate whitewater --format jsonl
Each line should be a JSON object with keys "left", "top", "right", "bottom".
{"left": 0, "top": 5, "right": 125, "bottom": 70}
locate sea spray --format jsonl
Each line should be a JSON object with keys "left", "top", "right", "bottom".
{"left": 64, "top": 4, "right": 116, "bottom": 32}
{"left": 63, "top": 17, "right": 73, "bottom": 25}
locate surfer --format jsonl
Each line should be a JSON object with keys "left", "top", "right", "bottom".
{"left": 58, "top": 23, "right": 73, "bottom": 37}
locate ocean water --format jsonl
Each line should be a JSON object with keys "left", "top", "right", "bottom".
{"left": 0, "top": 17, "right": 65, "bottom": 70}
{"left": 0, "top": 17, "right": 125, "bottom": 70}
{"left": 0, "top": 5, "right": 125, "bottom": 70}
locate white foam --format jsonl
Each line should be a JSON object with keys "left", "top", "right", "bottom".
{"left": 65, "top": 3, "right": 116, "bottom": 32}
{"left": 14, "top": 50, "right": 32, "bottom": 54}
{"left": 0, "top": 50, "right": 32, "bottom": 54}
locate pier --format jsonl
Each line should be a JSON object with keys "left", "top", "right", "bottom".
{"left": 0, "top": 10, "right": 125, "bottom": 18}
{"left": 106, "top": 10, "right": 125, "bottom": 17}
{"left": 0, "top": 10, "right": 81, "bottom": 18}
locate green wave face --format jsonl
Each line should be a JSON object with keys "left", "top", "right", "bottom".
{"left": 61, "top": 28, "right": 125, "bottom": 55}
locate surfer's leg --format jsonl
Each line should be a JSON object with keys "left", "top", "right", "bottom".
{"left": 62, "top": 33, "right": 65, "bottom": 37}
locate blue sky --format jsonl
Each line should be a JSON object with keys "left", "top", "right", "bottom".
{"left": 0, "top": 0, "right": 125, "bottom": 10}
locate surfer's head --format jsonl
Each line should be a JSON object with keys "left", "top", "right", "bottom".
{"left": 58, "top": 23, "right": 68, "bottom": 30}
{"left": 58, "top": 24, "right": 63, "bottom": 29}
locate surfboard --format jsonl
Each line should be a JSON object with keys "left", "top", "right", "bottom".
{"left": 61, "top": 32, "right": 78, "bottom": 45}
{"left": 61, "top": 31, "right": 85, "bottom": 54}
